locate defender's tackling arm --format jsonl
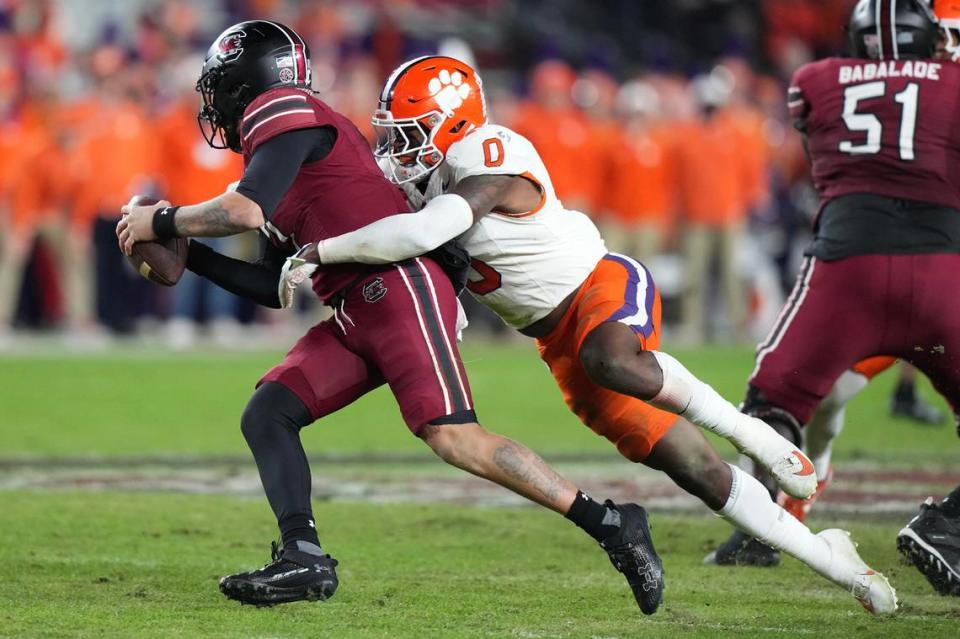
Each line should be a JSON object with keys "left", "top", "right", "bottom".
{"left": 309, "top": 172, "right": 542, "bottom": 265}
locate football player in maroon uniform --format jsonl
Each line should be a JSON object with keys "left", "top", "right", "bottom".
{"left": 709, "top": 0, "right": 960, "bottom": 597}
{"left": 116, "top": 21, "right": 663, "bottom": 610}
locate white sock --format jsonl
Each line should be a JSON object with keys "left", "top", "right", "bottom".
{"left": 718, "top": 464, "right": 832, "bottom": 577}
{"left": 649, "top": 351, "right": 757, "bottom": 449}
{"left": 805, "top": 371, "right": 867, "bottom": 481}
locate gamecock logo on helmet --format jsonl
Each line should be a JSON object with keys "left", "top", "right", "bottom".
{"left": 218, "top": 30, "right": 246, "bottom": 61}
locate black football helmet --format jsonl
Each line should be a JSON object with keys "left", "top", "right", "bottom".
{"left": 196, "top": 20, "right": 312, "bottom": 152}
{"left": 848, "top": 0, "right": 939, "bottom": 60}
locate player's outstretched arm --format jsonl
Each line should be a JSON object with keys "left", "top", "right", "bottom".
{"left": 277, "top": 173, "right": 538, "bottom": 307}
{"left": 312, "top": 192, "right": 473, "bottom": 265}
{"left": 313, "top": 174, "right": 519, "bottom": 265}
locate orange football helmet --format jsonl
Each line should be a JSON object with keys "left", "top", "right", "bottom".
{"left": 933, "top": 0, "right": 960, "bottom": 60}
{"left": 373, "top": 56, "right": 487, "bottom": 184}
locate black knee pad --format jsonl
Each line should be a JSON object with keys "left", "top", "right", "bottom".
{"left": 241, "top": 382, "right": 314, "bottom": 442}
{"left": 741, "top": 385, "right": 803, "bottom": 446}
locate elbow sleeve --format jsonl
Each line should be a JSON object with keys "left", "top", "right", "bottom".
{"left": 318, "top": 193, "right": 473, "bottom": 264}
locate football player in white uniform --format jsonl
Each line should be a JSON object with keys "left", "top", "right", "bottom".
{"left": 280, "top": 56, "right": 896, "bottom": 614}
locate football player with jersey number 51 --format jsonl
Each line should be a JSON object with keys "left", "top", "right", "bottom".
{"left": 702, "top": 0, "right": 960, "bottom": 597}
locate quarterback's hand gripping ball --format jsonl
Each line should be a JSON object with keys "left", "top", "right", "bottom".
{"left": 119, "top": 195, "right": 189, "bottom": 286}
{"left": 279, "top": 243, "right": 320, "bottom": 309}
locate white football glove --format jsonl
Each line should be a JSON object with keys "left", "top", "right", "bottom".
{"left": 279, "top": 244, "right": 319, "bottom": 309}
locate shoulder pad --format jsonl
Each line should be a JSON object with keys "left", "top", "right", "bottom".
{"left": 445, "top": 124, "right": 536, "bottom": 183}
{"left": 241, "top": 88, "right": 326, "bottom": 155}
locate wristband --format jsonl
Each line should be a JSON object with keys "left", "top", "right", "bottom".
{"left": 152, "top": 206, "right": 181, "bottom": 239}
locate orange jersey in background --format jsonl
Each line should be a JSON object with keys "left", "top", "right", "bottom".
{"left": 0, "top": 118, "right": 22, "bottom": 212}
{"left": 5, "top": 111, "right": 69, "bottom": 230}
{"left": 511, "top": 103, "right": 599, "bottom": 213}
{"left": 727, "top": 104, "right": 771, "bottom": 211}
{"left": 157, "top": 100, "right": 243, "bottom": 204}
{"left": 605, "top": 125, "right": 677, "bottom": 230}
{"left": 584, "top": 118, "right": 621, "bottom": 216}
{"left": 676, "top": 110, "right": 750, "bottom": 226}
{"left": 71, "top": 99, "right": 158, "bottom": 225}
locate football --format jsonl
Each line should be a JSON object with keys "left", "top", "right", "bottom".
{"left": 124, "top": 195, "right": 189, "bottom": 286}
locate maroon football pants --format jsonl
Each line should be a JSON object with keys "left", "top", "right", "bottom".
{"left": 260, "top": 257, "right": 474, "bottom": 434}
{"left": 750, "top": 254, "right": 960, "bottom": 425}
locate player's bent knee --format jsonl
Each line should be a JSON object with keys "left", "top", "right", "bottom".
{"left": 579, "top": 333, "right": 661, "bottom": 399}
{"left": 240, "top": 382, "right": 313, "bottom": 444}
{"left": 420, "top": 421, "right": 484, "bottom": 467}
{"left": 240, "top": 394, "right": 268, "bottom": 443}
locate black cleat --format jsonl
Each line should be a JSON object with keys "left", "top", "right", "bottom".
{"left": 219, "top": 541, "right": 339, "bottom": 606}
{"left": 897, "top": 498, "right": 960, "bottom": 596}
{"left": 599, "top": 501, "right": 664, "bottom": 615}
{"left": 704, "top": 529, "right": 781, "bottom": 567}
{"left": 890, "top": 395, "right": 946, "bottom": 425}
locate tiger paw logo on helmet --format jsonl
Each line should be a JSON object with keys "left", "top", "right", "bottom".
{"left": 428, "top": 69, "right": 472, "bottom": 116}
{"left": 373, "top": 56, "right": 487, "bottom": 184}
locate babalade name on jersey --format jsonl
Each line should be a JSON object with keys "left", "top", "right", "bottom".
{"left": 839, "top": 60, "right": 942, "bottom": 85}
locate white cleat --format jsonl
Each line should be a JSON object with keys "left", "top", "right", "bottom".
{"left": 736, "top": 416, "right": 817, "bottom": 499}
{"left": 819, "top": 529, "right": 898, "bottom": 615}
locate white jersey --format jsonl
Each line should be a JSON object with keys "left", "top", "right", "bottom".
{"left": 408, "top": 124, "right": 606, "bottom": 329}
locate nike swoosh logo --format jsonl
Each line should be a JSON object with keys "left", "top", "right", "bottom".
{"left": 793, "top": 450, "right": 815, "bottom": 477}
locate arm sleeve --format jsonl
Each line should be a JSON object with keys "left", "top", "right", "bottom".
{"left": 315, "top": 193, "right": 474, "bottom": 264}
{"left": 185, "top": 235, "right": 292, "bottom": 308}
{"left": 235, "top": 126, "right": 336, "bottom": 218}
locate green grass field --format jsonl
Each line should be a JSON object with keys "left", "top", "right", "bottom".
{"left": 1, "top": 343, "right": 954, "bottom": 463}
{"left": 1, "top": 343, "right": 958, "bottom": 638}
{"left": 2, "top": 492, "right": 958, "bottom": 639}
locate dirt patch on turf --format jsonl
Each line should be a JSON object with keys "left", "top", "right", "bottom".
{"left": 0, "top": 456, "right": 955, "bottom": 517}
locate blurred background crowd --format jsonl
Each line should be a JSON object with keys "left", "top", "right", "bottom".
{"left": 0, "top": 0, "right": 859, "bottom": 350}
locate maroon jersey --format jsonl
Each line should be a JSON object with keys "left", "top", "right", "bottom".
{"left": 240, "top": 87, "right": 409, "bottom": 301}
{"left": 790, "top": 57, "right": 960, "bottom": 211}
